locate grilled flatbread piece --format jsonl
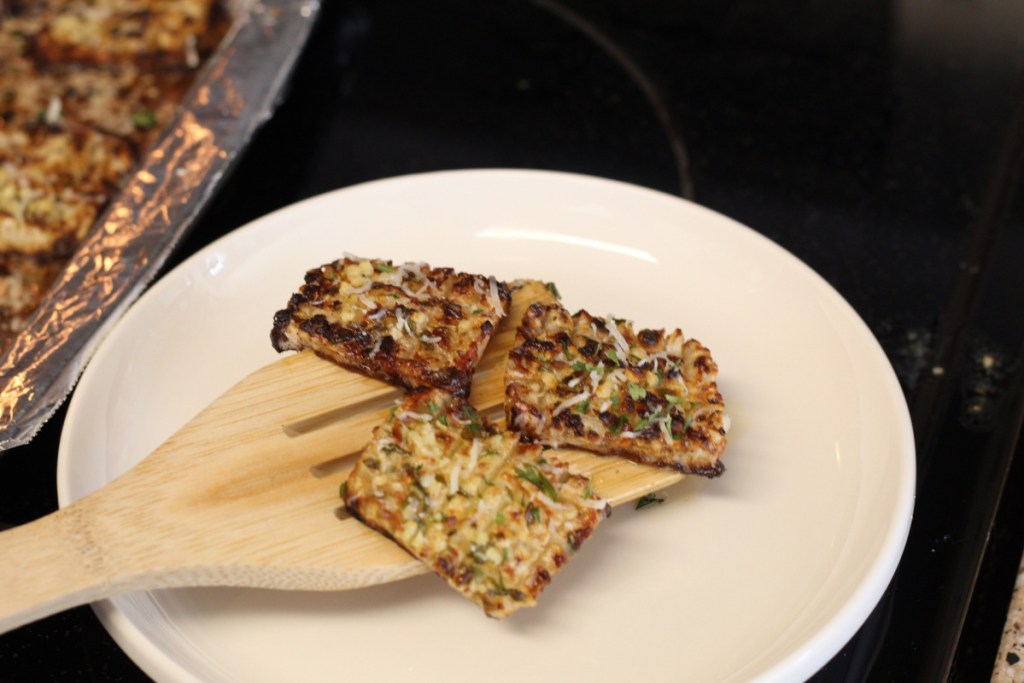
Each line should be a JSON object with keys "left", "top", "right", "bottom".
{"left": 344, "top": 388, "right": 609, "bottom": 618}
{"left": 271, "top": 257, "right": 511, "bottom": 395}
{"left": 506, "top": 303, "right": 728, "bottom": 477}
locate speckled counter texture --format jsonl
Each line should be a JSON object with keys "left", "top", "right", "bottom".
{"left": 994, "top": 563, "right": 1024, "bottom": 681}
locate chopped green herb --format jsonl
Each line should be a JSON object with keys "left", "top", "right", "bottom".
{"left": 605, "top": 349, "right": 620, "bottom": 364}
{"left": 374, "top": 263, "right": 396, "bottom": 273}
{"left": 610, "top": 415, "right": 627, "bottom": 435}
{"left": 576, "top": 400, "right": 590, "bottom": 414}
{"left": 525, "top": 502, "right": 541, "bottom": 524}
{"left": 339, "top": 481, "right": 348, "bottom": 500}
{"left": 495, "top": 510, "right": 506, "bottom": 525}
{"left": 515, "top": 464, "right": 558, "bottom": 501}
{"left": 636, "top": 493, "right": 665, "bottom": 510}
{"left": 611, "top": 394, "right": 621, "bottom": 409}
{"left": 461, "top": 405, "right": 485, "bottom": 437}
{"left": 561, "top": 337, "right": 572, "bottom": 360}
{"left": 546, "top": 281, "right": 561, "bottom": 299}
{"left": 666, "top": 393, "right": 685, "bottom": 405}
{"left": 132, "top": 109, "right": 157, "bottom": 129}
{"left": 584, "top": 480, "right": 594, "bottom": 499}
{"left": 628, "top": 383, "right": 647, "bottom": 400}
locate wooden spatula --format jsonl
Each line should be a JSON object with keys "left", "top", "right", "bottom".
{"left": 0, "top": 283, "right": 682, "bottom": 634}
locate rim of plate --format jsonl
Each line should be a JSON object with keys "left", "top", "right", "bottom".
{"left": 55, "top": 169, "right": 916, "bottom": 683}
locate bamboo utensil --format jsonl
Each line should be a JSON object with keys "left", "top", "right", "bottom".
{"left": 0, "top": 284, "right": 682, "bottom": 634}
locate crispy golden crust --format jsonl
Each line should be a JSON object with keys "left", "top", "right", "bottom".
{"left": 271, "top": 257, "right": 511, "bottom": 395}
{"left": 344, "top": 388, "right": 609, "bottom": 618}
{"left": 506, "top": 303, "right": 728, "bottom": 477}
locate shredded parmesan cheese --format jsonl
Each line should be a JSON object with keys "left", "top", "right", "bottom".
{"left": 449, "top": 463, "right": 461, "bottom": 496}
{"left": 467, "top": 438, "right": 482, "bottom": 471}
{"left": 659, "top": 416, "right": 673, "bottom": 444}
{"left": 488, "top": 276, "right": 504, "bottom": 316}
{"left": 607, "top": 316, "right": 630, "bottom": 358}
{"left": 44, "top": 96, "right": 62, "bottom": 126}
{"left": 397, "top": 411, "right": 434, "bottom": 422}
{"left": 552, "top": 391, "right": 590, "bottom": 416}
{"left": 538, "top": 492, "right": 565, "bottom": 510}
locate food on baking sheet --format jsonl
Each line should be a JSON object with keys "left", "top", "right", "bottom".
{"left": 0, "top": 0, "right": 226, "bottom": 352}
{"left": 271, "top": 257, "right": 511, "bottom": 395}
{"left": 343, "top": 387, "right": 609, "bottom": 618}
{"left": 505, "top": 302, "right": 728, "bottom": 477}
{"left": 11, "top": 0, "right": 224, "bottom": 68}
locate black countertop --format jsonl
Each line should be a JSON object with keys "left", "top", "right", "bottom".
{"left": 2, "top": 1, "right": 1024, "bottom": 680}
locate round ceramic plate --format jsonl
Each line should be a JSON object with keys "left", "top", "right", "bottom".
{"left": 57, "top": 169, "right": 914, "bottom": 683}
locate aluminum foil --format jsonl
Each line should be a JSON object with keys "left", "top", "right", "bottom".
{"left": 0, "top": 0, "right": 321, "bottom": 451}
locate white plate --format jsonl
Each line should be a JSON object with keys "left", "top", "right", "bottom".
{"left": 57, "top": 169, "right": 914, "bottom": 683}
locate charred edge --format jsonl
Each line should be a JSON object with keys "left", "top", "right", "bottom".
{"left": 269, "top": 308, "right": 292, "bottom": 351}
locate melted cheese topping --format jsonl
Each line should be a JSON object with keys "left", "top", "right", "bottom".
{"left": 345, "top": 388, "right": 609, "bottom": 618}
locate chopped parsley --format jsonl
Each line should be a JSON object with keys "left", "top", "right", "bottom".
{"left": 628, "top": 383, "right": 647, "bottom": 400}
{"left": 635, "top": 493, "right": 665, "bottom": 509}
{"left": 609, "top": 415, "right": 627, "bottom": 435}
{"left": 515, "top": 463, "right": 558, "bottom": 501}
{"left": 132, "top": 109, "right": 157, "bottom": 129}
{"left": 426, "top": 400, "right": 448, "bottom": 426}
{"left": 546, "top": 281, "right": 561, "bottom": 299}
{"left": 374, "top": 263, "right": 396, "bottom": 273}
{"left": 571, "top": 360, "right": 602, "bottom": 374}
{"left": 525, "top": 502, "right": 541, "bottom": 524}
{"left": 460, "top": 405, "right": 485, "bottom": 438}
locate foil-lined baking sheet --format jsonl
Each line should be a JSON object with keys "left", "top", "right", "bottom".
{"left": 0, "top": 0, "right": 321, "bottom": 450}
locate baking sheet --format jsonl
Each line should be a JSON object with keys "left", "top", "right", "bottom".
{"left": 0, "top": 0, "right": 321, "bottom": 450}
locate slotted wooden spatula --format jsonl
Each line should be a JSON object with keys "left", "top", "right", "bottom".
{"left": 0, "top": 283, "right": 683, "bottom": 634}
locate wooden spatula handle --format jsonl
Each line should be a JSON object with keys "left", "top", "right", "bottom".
{"left": 0, "top": 501, "right": 126, "bottom": 633}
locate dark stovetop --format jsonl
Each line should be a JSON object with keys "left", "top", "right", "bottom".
{"left": 2, "top": 2, "right": 1024, "bottom": 680}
